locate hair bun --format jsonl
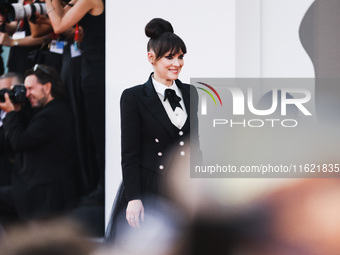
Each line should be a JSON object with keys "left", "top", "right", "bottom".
{"left": 145, "top": 18, "right": 174, "bottom": 39}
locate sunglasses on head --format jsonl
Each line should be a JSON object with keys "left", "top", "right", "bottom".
{"left": 33, "top": 64, "right": 51, "bottom": 75}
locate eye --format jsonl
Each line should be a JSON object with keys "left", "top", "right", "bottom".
{"left": 165, "top": 55, "right": 173, "bottom": 60}
{"left": 179, "top": 54, "right": 184, "bottom": 59}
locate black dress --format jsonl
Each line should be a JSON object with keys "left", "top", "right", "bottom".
{"left": 78, "top": 0, "right": 106, "bottom": 191}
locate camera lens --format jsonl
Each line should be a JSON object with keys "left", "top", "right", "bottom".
{"left": 7, "top": 3, "right": 46, "bottom": 22}
{"left": 7, "top": 3, "right": 25, "bottom": 22}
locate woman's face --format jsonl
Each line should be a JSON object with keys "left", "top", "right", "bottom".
{"left": 149, "top": 50, "right": 184, "bottom": 87}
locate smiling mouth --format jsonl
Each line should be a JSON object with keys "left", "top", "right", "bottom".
{"left": 169, "top": 69, "right": 179, "bottom": 74}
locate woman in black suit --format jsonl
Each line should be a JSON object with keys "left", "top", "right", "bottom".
{"left": 105, "top": 18, "right": 200, "bottom": 241}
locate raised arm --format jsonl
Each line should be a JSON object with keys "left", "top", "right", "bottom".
{"left": 0, "top": 32, "right": 49, "bottom": 47}
{"left": 45, "top": 0, "right": 101, "bottom": 34}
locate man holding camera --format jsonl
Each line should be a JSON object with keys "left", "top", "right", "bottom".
{"left": 0, "top": 64, "right": 77, "bottom": 223}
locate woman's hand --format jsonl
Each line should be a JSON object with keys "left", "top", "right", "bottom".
{"left": 126, "top": 199, "right": 144, "bottom": 228}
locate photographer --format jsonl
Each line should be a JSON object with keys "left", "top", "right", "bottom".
{"left": 21, "top": 1, "right": 99, "bottom": 200}
{"left": 0, "top": 64, "right": 77, "bottom": 223}
{"left": 0, "top": 0, "right": 50, "bottom": 75}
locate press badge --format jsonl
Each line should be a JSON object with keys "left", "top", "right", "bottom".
{"left": 50, "top": 40, "right": 65, "bottom": 54}
{"left": 70, "top": 43, "right": 81, "bottom": 58}
{"left": 12, "top": 31, "right": 26, "bottom": 39}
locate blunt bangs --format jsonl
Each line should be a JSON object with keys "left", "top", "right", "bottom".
{"left": 148, "top": 32, "right": 187, "bottom": 60}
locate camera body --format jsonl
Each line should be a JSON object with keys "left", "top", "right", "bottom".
{"left": 0, "top": 84, "right": 27, "bottom": 104}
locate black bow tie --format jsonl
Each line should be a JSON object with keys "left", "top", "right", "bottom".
{"left": 164, "top": 89, "right": 182, "bottom": 111}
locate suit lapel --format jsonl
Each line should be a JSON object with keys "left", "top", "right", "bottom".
{"left": 141, "top": 74, "right": 191, "bottom": 140}
{"left": 141, "top": 75, "right": 177, "bottom": 140}
{"left": 176, "top": 79, "right": 190, "bottom": 116}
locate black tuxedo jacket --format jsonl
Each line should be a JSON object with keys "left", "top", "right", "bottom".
{"left": 120, "top": 74, "right": 200, "bottom": 201}
{"left": 3, "top": 99, "right": 77, "bottom": 220}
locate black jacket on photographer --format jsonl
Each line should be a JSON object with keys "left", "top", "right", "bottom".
{"left": 2, "top": 98, "right": 77, "bottom": 220}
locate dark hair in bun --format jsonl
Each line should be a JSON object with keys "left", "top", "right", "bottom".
{"left": 145, "top": 18, "right": 186, "bottom": 60}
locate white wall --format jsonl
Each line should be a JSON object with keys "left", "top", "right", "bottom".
{"left": 260, "top": 0, "right": 315, "bottom": 77}
{"left": 105, "top": 0, "right": 236, "bottom": 224}
{"left": 235, "top": 0, "right": 315, "bottom": 78}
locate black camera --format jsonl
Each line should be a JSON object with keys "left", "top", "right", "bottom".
{"left": 0, "top": 84, "right": 26, "bottom": 104}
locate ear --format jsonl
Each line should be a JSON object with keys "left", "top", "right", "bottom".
{"left": 147, "top": 51, "right": 155, "bottom": 65}
{"left": 44, "top": 82, "right": 52, "bottom": 95}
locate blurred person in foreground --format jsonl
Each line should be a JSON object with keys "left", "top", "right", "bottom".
{"left": 100, "top": 149, "right": 340, "bottom": 255}
{"left": 160, "top": 140, "right": 340, "bottom": 255}
{"left": 0, "top": 218, "right": 97, "bottom": 255}
{"left": 104, "top": 17, "right": 201, "bottom": 242}
{"left": 0, "top": 64, "right": 77, "bottom": 225}
{"left": 170, "top": 178, "right": 340, "bottom": 255}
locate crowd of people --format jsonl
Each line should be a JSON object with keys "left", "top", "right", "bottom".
{"left": 0, "top": 0, "right": 105, "bottom": 234}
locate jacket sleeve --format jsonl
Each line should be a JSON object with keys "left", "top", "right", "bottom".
{"left": 0, "top": 127, "right": 7, "bottom": 153}
{"left": 120, "top": 88, "right": 143, "bottom": 201}
{"left": 3, "top": 110, "right": 56, "bottom": 152}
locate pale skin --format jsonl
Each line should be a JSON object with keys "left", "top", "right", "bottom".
{"left": 45, "top": 0, "right": 104, "bottom": 34}
{"left": 32, "top": 1, "right": 84, "bottom": 40}
{"left": 25, "top": 75, "right": 53, "bottom": 108}
{"left": 126, "top": 50, "right": 184, "bottom": 228}
{"left": 147, "top": 50, "right": 184, "bottom": 87}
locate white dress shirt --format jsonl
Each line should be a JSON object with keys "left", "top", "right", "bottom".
{"left": 152, "top": 77, "right": 188, "bottom": 129}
